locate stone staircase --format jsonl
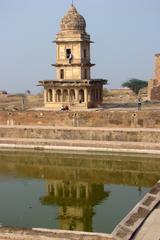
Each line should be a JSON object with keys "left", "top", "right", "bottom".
{"left": 0, "top": 125, "right": 160, "bottom": 153}
{"left": 0, "top": 138, "right": 160, "bottom": 154}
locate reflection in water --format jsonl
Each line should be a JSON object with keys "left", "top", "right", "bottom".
{"left": 41, "top": 180, "right": 109, "bottom": 231}
{"left": 0, "top": 150, "right": 160, "bottom": 186}
{"left": 0, "top": 150, "right": 160, "bottom": 232}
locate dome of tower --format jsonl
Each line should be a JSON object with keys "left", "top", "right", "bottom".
{"left": 60, "top": 5, "right": 86, "bottom": 31}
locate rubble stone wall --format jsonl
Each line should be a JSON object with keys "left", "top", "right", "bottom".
{"left": 0, "top": 110, "right": 160, "bottom": 128}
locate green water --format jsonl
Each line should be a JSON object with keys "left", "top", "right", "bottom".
{"left": 0, "top": 150, "right": 160, "bottom": 233}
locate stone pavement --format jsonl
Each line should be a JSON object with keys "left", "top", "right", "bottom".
{"left": 133, "top": 203, "right": 160, "bottom": 240}
{"left": 0, "top": 228, "right": 112, "bottom": 240}
{"left": 112, "top": 181, "right": 160, "bottom": 240}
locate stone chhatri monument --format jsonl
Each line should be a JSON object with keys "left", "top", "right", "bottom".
{"left": 39, "top": 4, "right": 107, "bottom": 109}
{"left": 148, "top": 53, "right": 160, "bottom": 100}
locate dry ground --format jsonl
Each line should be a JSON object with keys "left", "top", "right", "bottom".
{"left": 0, "top": 91, "right": 160, "bottom": 111}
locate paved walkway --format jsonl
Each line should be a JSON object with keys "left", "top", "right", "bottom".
{"left": 133, "top": 203, "right": 160, "bottom": 240}
{"left": 0, "top": 228, "right": 112, "bottom": 240}
{"left": 112, "top": 181, "right": 160, "bottom": 240}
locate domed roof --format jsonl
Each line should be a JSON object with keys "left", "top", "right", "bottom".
{"left": 60, "top": 5, "right": 86, "bottom": 32}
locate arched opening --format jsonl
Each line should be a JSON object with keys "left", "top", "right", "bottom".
{"left": 60, "top": 69, "right": 64, "bottom": 79}
{"left": 63, "top": 89, "right": 68, "bottom": 102}
{"left": 56, "top": 89, "right": 61, "bottom": 102}
{"left": 47, "top": 89, "right": 52, "bottom": 102}
{"left": 70, "top": 89, "right": 75, "bottom": 102}
{"left": 79, "top": 89, "right": 84, "bottom": 103}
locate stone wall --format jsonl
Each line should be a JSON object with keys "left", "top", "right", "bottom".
{"left": 0, "top": 126, "right": 160, "bottom": 143}
{"left": 149, "top": 84, "right": 160, "bottom": 100}
{"left": 148, "top": 53, "right": 160, "bottom": 100}
{"left": 1, "top": 109, "right": 160, "bottom": 128}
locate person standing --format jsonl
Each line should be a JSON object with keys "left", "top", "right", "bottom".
{"left": 137, "top": 97, "right": 142, "bottom": 110}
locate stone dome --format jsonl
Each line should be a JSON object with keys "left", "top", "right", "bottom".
{"left": 60, "top": 5, "right": 86, "bottom": 31}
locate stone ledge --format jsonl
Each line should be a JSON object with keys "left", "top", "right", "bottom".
{"left": 0, "top": 227, "right": 112, "bottom": 240}
{"left": 0, "top": 138, "right": 160, "bottom": 154}
{"left": 1, "top": 125, "right": 160, "bottom": 132}
{"left": 112, "top": 181, "right": 160, "bottom": 240}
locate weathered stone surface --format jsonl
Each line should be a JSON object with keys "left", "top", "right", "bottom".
{"left": 133, "top": 204, "right": 160, "bottom": 240}
{"left": 142, "top": 196, "right": 155, "bottom": 207}
{"left": 0, "top": 137, "right": 160, "bottom": 151}
{"left": 148, "top": 53, "right": 160, "bottom": 100}
{"left": 0, "top": 126, "right": 160, "bottom": 144}
{"left": 1, "top": 109, "right": 160, "bottom": 128}
{"left": 0, "top": 227, "right": 112, "bottom": 240}
{"left": 112, "top": 181, "right": 160, "bottom": 240}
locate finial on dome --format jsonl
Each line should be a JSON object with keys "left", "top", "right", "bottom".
{"left": 60, "top": 4, "right": 86, "bottom": 32}
{"left": 71, "top": 0, "right": 74, "bottom": 6}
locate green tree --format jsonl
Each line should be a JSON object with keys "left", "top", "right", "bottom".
{"left": 122, "top": 78, "right": 148, "bottom": 94}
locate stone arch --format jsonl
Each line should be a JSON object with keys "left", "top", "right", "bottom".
{"left": 79, "top": 89, "right": 84, "bottom": 103}
{"left": 56, "top": 89, "right": 61, "bottom": 102}
{"left": 70, "top": 89, "right": 75, "bottom": 102}
{"left": 47, "top": 89, "right": 52, "bottom": 102}
{"left": 63, "top": 89, "right": 68, "bottom": 102}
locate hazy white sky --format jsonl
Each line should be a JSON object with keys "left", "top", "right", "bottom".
{"left": 0, "top": 0, "right": 160, "bottom": 93}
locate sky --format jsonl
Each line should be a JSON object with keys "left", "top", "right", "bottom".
{"left": 0, "top": 0, "right": 160, "bottom": 94}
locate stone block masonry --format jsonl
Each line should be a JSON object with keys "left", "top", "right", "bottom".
{"left": 0, "top": 125, "right": 160, "bottom": 143}
{"left": 148, "top": 53, "right": 160, "bottom": 100}
{"left": 1, "top": 109, "right": 160, "bottom": 128}
{"left": 112, "top": 180, "right": 160, "bottom": 240}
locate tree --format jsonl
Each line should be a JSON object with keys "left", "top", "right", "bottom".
{"left": 122, "top": 78, "right": 148, "bottom": 94}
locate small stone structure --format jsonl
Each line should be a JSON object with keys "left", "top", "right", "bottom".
{"left": 148, "top": 53, "right": 160, "bottom": 100}
{"left": 39, "top": 5, "right": 107, "bottom": 109}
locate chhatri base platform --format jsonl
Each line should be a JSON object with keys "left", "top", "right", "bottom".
{"left": 39, "top": 79, "right": 106, "bottom": 110}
